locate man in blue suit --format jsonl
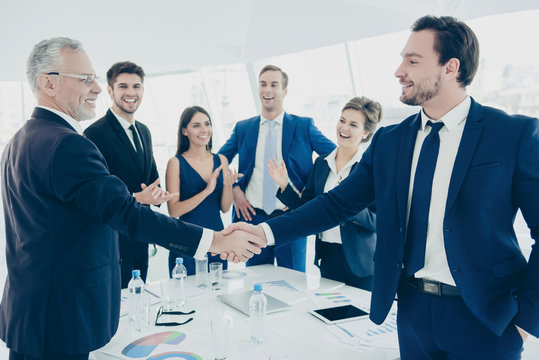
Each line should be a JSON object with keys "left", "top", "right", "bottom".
{"left": 228, "top": 16, "right": 538, "bottom": 359}
{"left": 219, "top": 65, "right": 335, "bottom": 271}
{"left": 0, "top": 37, "right": 263, "bottom": 360}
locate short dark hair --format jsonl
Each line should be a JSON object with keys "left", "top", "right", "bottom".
{"left": 259, "top": 65, "right": 288, "bottom": 89}
{"left": 342, "top": 96, "right": 382, "bottom": 142}
{"left": 176, "top": 106, "right": 213, "bottom": 155}
{"left": 106, "top": 61, "right": 145, "bottom": 87}
{"left": 411, "top": 15, "right": 479, "bottom": 87}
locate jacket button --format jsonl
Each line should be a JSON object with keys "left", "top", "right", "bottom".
{"left": 451, "top": 268, "right": 460, "bottom": 272}
{"left": 444, "top": 228, "right": 453, "bottom": 232}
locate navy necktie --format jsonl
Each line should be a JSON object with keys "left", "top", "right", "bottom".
{"left": 404, "top": 120, "right": 445, "bottom": 276}
{"left": 129, "top": 124, "right": 144, "bottom": 169}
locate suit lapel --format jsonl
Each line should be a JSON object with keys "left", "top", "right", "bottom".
{"left": 241, "top": 117, "right": 260, "bottom": 187}
{"left": 315, "top": 160, "right": 330, "bottom": 196}
{"left": 106, "top": 110, "right": 145, "bottom": 173}
{"left": 281, "top": 113, "right": 296, "bottom": 162}
{"left": 446, "top": 99, "right": 484, "bottom": 211}
{"left": 397, "top": 113, "right": 421, "bottom": 232}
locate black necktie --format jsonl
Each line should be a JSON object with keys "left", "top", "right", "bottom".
{"left": 404, "top": 120, "right": 445, "bottom": 276}
{"left": 129, "top": 124, "right": 144, "bottom": 169}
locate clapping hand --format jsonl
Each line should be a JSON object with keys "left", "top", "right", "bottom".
{"left": 268, "top": 158, "right": 289, "bottom": 191}
{"left": 135, "top": 178, "right": 178, "bottom": 205}
{"left": 204, "top": 165, "right": 223, "bottom": 195}
{"left": 223, "top": 167, "right": 243, "bottom": 188}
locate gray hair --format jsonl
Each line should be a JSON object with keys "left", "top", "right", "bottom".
{"left": 26, "top": 37, "right": 84, "bottom": 95}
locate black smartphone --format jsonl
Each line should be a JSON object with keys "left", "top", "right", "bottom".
{"left": 310, "top": 305, "right": 369, "bottom": 324}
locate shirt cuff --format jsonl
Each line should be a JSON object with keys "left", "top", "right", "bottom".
{"left": 260, "top": 223, "right": 275, "bottom": 246}
{"left": 288, "top": 181, "right": 301, "bottom": 195}
{"left": 193, "top": 228, "right": 213, "bottom": 259}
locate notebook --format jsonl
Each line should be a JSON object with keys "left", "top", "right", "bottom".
{"left": 217, "top": 290, "right": 291, "bottom": 315}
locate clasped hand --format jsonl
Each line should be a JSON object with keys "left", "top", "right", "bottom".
{"left": 211, "top": 222, "right": 267, "bottom": 263}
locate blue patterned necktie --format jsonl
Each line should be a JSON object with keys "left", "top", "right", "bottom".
{"left": 262, "top": 120, "right": 277, "bottom": 215}
{"left": 404, "top": 120, "right": 445, "bottom": 276}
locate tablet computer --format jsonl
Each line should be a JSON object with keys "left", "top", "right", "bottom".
{"left": 310, "top": 304, "right": 369, "bottom": 324}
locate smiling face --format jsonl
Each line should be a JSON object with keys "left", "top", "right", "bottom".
{"left": 259, "top": 70, "right": 287, "bottom": 115}
{"left": 394, "top": 30, "right": 445, "bottom": 108}
{"left": 108, "top": 73, "right": 143, "bottom": 120}
{"left": 182, "top": 111, "right": 212, "bottom": 148}
{"left": 44, "top": 49, "right": 101, "bottom": 121}
{"left": 336, "top": 109, "right": 369, "bottom": 150}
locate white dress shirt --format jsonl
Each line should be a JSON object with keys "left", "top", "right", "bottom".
{"left": 409, "top": 96, "right": 470, "bottom": 285}
{"left": 245, "top": 112, "right": 286, "bottom": 211}
{"left": 320, "top": 147, "right": 364, "bottom": 244}
{"left": 110, "top": 108, "right": 144, "bottom": 152}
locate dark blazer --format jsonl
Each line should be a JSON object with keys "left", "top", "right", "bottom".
{"left": 277, "top": 155, "right": 376, "bottom": 277}
{"left": 84, "top": 109, "right": 159, "bottom": 194}
{"left": 84, "top": 110, "right": 159, "bottom": 283}
{"left": 267, "top": 98, "right": 539, "bottom": 338}
{"left": 0, "top": 108, "right": 204, "bottom": 358}
{"left": 219, "top": 113, "right": 335, "bottom": 194}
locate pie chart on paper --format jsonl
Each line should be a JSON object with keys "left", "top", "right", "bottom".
{"left": 121, "top": 331, "right": 186, "bottom": 358}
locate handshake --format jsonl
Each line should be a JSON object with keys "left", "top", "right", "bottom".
{"left": 209, "top": 223, "right": 268, "bottom": 263}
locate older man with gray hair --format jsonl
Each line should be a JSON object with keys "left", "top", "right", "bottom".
{"left": 0, "top": 37, "right": 264, "bottom": 360}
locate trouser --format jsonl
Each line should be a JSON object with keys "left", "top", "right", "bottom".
{"left": 396, "top": 277, "right": 524, "bottom": 360}
{"left": 235, "top": 208, "right": 306, "bottom": 272}
{"left": 316, "top": 239, "right": 373, "bottom": 291}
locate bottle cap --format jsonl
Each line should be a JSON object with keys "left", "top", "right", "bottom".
{"left": 132, "top": 269, "right": 141, "bottom": 277}
{"left": 176, "top": 257, "right": 183, "bottom": 264}
{"left": 254, "top": 283, "right": 262, "bottom": 291}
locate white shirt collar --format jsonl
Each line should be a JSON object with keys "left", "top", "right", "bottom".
{"left": 37, "top": 105, "right": 83, "bottom": 135}
{"left": 110, "top": 107, "right": 135, "bottom": 130}
{"left": 325, "top": 147, "right": 363, "bottom": 175}
{"left": 261, "top": 111, "right": 284, "bottom": 126}
{"left": 420, "top": 95, "right": 470, "bottom": 132}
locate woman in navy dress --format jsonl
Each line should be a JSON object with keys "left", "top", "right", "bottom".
{"left": 165, "top": 106, "right": 239, "bottom": 275}
{"left": 268, "top": 97, "right": 382, "bottom": 290}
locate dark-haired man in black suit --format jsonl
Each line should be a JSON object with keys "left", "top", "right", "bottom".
{"left": 85, "top": 61, "right": 163, "bottom": 288}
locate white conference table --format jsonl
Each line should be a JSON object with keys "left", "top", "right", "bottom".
{"left": 92, "top": 264, "right": 400, "bottom": 360}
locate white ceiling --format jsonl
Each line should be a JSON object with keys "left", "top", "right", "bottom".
{"left": 1, "top": 0, "right": 538, "bottom": 81}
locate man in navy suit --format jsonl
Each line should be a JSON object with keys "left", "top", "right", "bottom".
{"left": 85, "top": 61, "right": 163, "bottom": 288}
{"left": 228, "top": 16, "right": 538, "bottom": 359}
{"left": 0, "top": 37, "right": 263, "bottom": 360}
{"left": 219, "top": 65, "right": 335, "bottom": 271}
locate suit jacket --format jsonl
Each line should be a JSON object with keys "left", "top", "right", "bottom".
{"left": 219, "top": 113, "right": 335, "bottom": 195}
{"left": 84, "top": 109, "right": 159, "bottom": 195}
{"left": 84, "top": 110, "right": 159, "bottom": 260}
{"left": 267, "top": 98, "right": 539, "bottom": 337}
{"left": 277, "top": 156, "right": 376, "bottom": 277}
{"left": 0, "top": 108, "right": 204, "bottom": 357}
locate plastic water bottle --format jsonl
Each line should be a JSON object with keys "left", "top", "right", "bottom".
{"left": 249, "top": 283, "right": 267, "bottom": 344}
{"left": 172, "top": 257, "right": 187, "bottom": 308}
{"left": 127, "top": 269, "right": 147, "bottom": 332}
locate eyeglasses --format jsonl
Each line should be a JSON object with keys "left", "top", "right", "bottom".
{"left": 47, "top": 72, "right": 99, "bottom": 85}
{"left": 155, "top": 306, "right": 195, "bottom": 326}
